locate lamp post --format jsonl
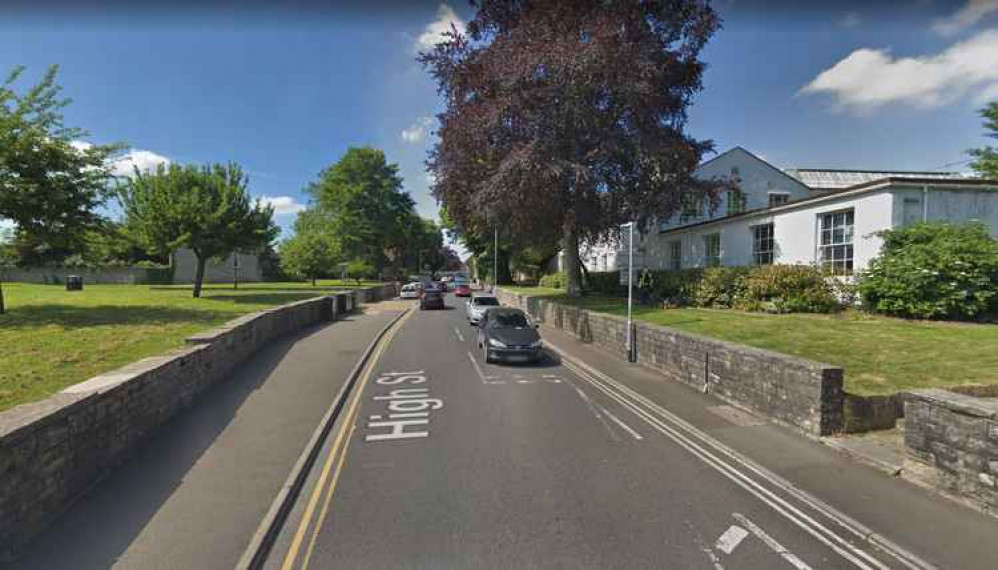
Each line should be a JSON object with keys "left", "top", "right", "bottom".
{"left": 623, "top": 221, "right": 636, "bottom": 362}
{"left": 493, "top": 226, "right": 498, "bottom": 292}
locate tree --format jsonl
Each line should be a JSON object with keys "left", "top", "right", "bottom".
{"left": 306, "top": 147, "right": 417, "bottom": 272}
{"left": 118, "top": 162, "right": 278, "bottom": 298}
{"left": 0, "top": 65, "right": 122, "bottom": 313}
{"left": 346, "top": 259, "right": 375, "bottom": 286}
{"left": 421, "top": 1, "right": 723, "bottom": 296}
{"left": 280, "top": 210, "right": 340, "bottom": 285}
{"left": 969, "top": 101, "right": 998, "bottom": 179}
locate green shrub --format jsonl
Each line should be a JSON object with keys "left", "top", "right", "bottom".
{"left": 693, "top": 267, "right": 750, "bottom": 308}
{"left": 646, "top": 269, "right": 702, "bottom": 302}
{"left": 859, "top": 222, "right": 998, "bottom": 319}
{"left": 742, "top": 264, "right": 839, "bottom": 313}
{"left": 539, "top": 271, "right": 566, "bottom": 289}
{"left": 586, "top": 271, "right": 623, "bottom": 295}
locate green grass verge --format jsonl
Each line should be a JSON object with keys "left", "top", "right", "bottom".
{"left": 0, "top": 281, "right": 381, "bottom": 412}
{"left": 504, "top": 286, "right": 998, "bottom": 396}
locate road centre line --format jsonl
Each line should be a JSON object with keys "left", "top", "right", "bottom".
{"left": 549, "top": 344, "right": 934, "bottom": 570}
{"left": 600, "top": 406, "right": 643, "bottom": 440}
{"left": 281, "top": 307, "right": 413, "bottom": 570}
{"left": 560, "top": 359, "right": 884, "bottom": 570}
{"left": 733, "top": 513, "right": 813, "bottom": 570}
{"left": 453, "top": 326, "right": 465, "bottom": 342}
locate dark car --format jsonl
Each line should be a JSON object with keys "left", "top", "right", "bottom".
{"left": 420, "top": 289, "right": 445, "bottom": 310}
{"left": 477, "top": 308, "right": 542, "bottom": 363}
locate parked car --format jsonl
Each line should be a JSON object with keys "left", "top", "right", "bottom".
{"left": 466, "top": 295, "right": 500, "bottom": 325}
{"left": 420, "top": 289, "right": 446, "bottom": 310}
{"left": 454, "top": 284, "right": 471, "bottom": 297}
{"left": 477, "top": 308, "right": 543, "bottom": 363}
{"left": 400, "top": 282, "right": 422, "bottom": 299}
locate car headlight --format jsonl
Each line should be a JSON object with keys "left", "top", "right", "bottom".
{"left": 488, "top": 338, "right": 506, "bottom": 348}
{"left": 529, "top": 340, "right": 542, "bottom": 349}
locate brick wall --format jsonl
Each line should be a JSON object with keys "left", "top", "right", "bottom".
{"left": 904, "top": 389, "right": 998, "bottom": 511}
{"left": 0, "top": 284, "right": 396, "bottom": 559}
{"left": 498, "top": 290, "right": 844, "bottom": 437}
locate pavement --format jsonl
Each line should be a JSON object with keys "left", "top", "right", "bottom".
{"left": 6, "top": 303, "right": 406, "bottom": 570}
{"left": 9, "top": 291, "right": 998, "bottom": 569}
{"left": 264, "top": 292, "right": 998, "bottom": 569}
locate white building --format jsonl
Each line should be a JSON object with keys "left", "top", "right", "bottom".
{"left": 618, "top": 148, "right": 993, "bottom": 277}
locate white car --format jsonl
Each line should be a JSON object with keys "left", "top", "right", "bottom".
{"left": 466, "top": 295, "right": 500, "bottom": 325}
{"left": 400, "top": 282, "right": 423, "bottom": 299}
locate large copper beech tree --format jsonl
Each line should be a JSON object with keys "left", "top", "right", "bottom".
{"left": 420, "top": 0, "right": 723, "bottom": 295}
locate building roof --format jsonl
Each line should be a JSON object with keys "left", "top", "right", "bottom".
{"left": 698, "top": 147, "right": 811, "bottom": 193}
{"left": 656, "top": 177, "right": 998, "bottom": 237}
{"left": 783, "top": 168, "right": 967, "bottom": 190}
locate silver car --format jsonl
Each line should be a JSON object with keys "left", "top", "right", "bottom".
{"left": 465, "top": 295, "right": 500, "bottom": 325}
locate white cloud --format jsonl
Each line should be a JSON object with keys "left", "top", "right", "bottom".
{"left": 837, "top": 11, "right": 861, "bottom": 28}
{"left": 933, "top": 0, "right": 998, "bottom": 36}
{"left": 401, "top": 116, "right": 435, "bottom": 144}
{"left": 112, "top": 149, "right": 171, "bottom": 177}
{"left": 415, "top": 4, "right": 465, "bottom": 52}
{"left": 257, "top": 196, "right": 306, "bottom": 215}
{"left": 800, "top": 29, "right": 998, "bottom": 112}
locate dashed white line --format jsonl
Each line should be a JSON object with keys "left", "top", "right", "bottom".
{"left": 467, "top": 351, "right": 489, "bottom": 385}
{"left": 715, "top": 525, "right": 749, "bottom": 555}
{"left": 601, "top": 406, "right": 643, "bottom": 440}
{"left": 733, "top": 513, "right": 813, "bottom": 570}
{"left": 453, "top": 327, "right": 465, "bottom": 342}
{"left": 571, "top": 386, "right": 619, "bottom": 441}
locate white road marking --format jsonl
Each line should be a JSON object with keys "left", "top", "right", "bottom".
{"left": 715, "top": 525, "right": 749, "bottom": 555}
{"left": 601, "top": 407, "right": 643, "bottom": 440}
{"left": 467, "top": 351, "right": 489, "bottom": 385}
{"left": 733, "top": 513, "right": 813, "bottom": 570}
{"left": 559, "top": 359, "right": 889, "bottom": 570}
{"left": 571, "top": 385, "right": 619, "bottom": 441}
{"left": 453, "top": 327, "right": 465, "bottom": 342}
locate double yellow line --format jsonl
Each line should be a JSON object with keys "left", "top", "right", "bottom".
{"left": 281, "top": 307, "right": 415, "bottom": 570}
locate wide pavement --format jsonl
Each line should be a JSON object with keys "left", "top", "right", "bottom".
{"left": 266, "top": 290, "right": 998, "bottom": 569}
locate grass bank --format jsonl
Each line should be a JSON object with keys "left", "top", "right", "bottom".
{"left": 0, "top": 281, "right": 377, "bottom": 412}
{"left": 505, "top": 286, "right": 998, "bottom": 396}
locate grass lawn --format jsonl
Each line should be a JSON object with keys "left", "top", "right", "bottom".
{"left": 505, "top": 286, "right": 998, "bottom": 396}
{"left": 0, "top": 281, "right": 381, "bottom": 412}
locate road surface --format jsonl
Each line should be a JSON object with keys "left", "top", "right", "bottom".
{"left": 264, "top": 292, "right": 998, "bottom": 570}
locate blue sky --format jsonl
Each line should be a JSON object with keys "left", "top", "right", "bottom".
{"left": 2, "top": 0, "right": 997, "bottom": 249}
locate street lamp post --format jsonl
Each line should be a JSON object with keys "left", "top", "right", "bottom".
{"left": 493, "top": 226, "right": 498, "bottom": 292}
{"left": 623, "top": 221, "right": 636, "bottom": 362}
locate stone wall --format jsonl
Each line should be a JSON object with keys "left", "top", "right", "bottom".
{"left": 498, "top": 290, "right": 844, "bottom": 437}
{"left": 171, "top": 248, "right": 262, "bottom": 284}
{"left": 0, "top": 266, "right": 169, "bottom": 285}
{"left": 903, "top": 389, "right": 998, "bottom": 512}
{"left": 0, "top": 284, "right": 396, "bottom": 559}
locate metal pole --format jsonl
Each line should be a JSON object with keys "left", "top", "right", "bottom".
{"left": 494, "top": 225, "right": 498, "bottom": 291}
{"left": 627, "top": 222, "right": 634, "bottom": 361}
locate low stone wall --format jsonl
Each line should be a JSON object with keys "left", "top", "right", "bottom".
{"left": 842, "top": 393, "right": 905, "bottom": 434}
{"left": 903, "top": 389, "right": 998, "bottom": 512}
{"left": 0, "top": 284, "right": 394, "bottom": 559}
{"left": 498, "top": 290, "right": 844, "bottom": 437}
{"left": 0, "top": 266, "right": 170, "bottom": 285}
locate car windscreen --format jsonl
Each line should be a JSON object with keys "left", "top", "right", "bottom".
{"left": 474, "top": 297, "right": 500, "bottom": 306}
{"left": 490, "top": 312, "right": 528, "bottom": 328}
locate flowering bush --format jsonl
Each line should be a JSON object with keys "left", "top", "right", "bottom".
{"left": 741, "top": 264, "right": 839, "bottom": 313}
{"left": 859, "top": 222, "right": 998, "bottom": 319}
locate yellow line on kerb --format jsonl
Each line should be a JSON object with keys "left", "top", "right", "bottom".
{"left": 281, "top": 308, "right": 414, "bottom": 570}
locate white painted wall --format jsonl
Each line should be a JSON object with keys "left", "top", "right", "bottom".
{"left": 891, "top": 185, "right": 998, "bottom": 235}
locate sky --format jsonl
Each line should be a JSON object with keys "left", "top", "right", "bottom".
{"left": 2, "top": 0, "right": 998, "bottom": 252}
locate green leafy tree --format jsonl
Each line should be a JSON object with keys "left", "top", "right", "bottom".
{"left": 280, "top": 210, "right": 341, "bottom": 285}
{"left": 0, "top": 65, "right": 122, "bottom": 313}
{"left": 346, "top": 259, "right": 375, "bottom": 286}
{"left": 859, "top": 222, "right": 998, "bottom": 319}
{"left": 118, "top": 162, "right": 278, "bottom": 298}
{"left": 306, "top": 147, "right": 416, "bottom": 272}
{"left": 969, "top": 101, "right": 998, "bottom": 179}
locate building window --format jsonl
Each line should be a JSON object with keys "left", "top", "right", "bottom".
{"left": 752, "top": 223, "right": 774, "bottom": 265}
{"left": 726, "top": 190, "right": 747, "bottom": 215}
{"left": 680, "top": 195, "right": 702, "bottom": 223}
{"left": 819, "top": 209, "right": 854, "bottom": 275}
{"left": 668, "top": 240, "right": 682, "bottom": 270}
{"left": 703, "top": 234, "right": 721, "bottom": 267}
{"left": 768, "top": 193, "right": 790, "bottom": 207}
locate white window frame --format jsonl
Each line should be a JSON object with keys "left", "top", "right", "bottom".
{"left": 726, "top": 190, "right": 747, "bottom": 215}
{"left": 768, "top": 192, "right": 791, "bottom": 207}
{"left": 668, "top": 240, "right": 682, "bottom": 271}
{"left": 703, "top": 233, "right": 721, "bottom": 268}
{"left": 752, "top": 223, "right": 775, "bottom": 265}
{"left": 818, "top": 209, "right": 854, "bottom": 275}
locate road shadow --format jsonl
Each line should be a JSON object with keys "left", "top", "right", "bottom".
{"left": 490, "top": 351, "right": 562, "bottom": 369}
{"left": 4, "top": 321, "right": 331, "bottom": 570}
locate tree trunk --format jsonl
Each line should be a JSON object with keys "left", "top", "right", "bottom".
{"left": 0, "top": 274, "right": 6, "bottom": 315}
{"left": 562, "top": 221, "right": 583, "bottom": 297}
{"left": 312, "top": 275, "right": 317, "bottom": 286}
{"left": 193, "top": 254, "right": 207, "bottom": 298}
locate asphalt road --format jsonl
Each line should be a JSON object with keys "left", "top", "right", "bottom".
{"left": 265, "top": 292, "right": 998, "bottom": 570}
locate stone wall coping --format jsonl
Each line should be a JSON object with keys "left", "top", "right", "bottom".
{"left": 904, "top": 388, "right": 998, "bottom": 419}
{"left": 502, "top": 290, "right": 840, "bottom": 373}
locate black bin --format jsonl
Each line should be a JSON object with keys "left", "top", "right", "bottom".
{"left": 66, "top": 275, "right": 84, "bottom": 291}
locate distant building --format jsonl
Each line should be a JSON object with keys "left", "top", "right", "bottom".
{"left": 784, "top": 168, "right": 966, "bottom": 191}
{"left": 171, "top": 249, "right": 263, "bottom": 283}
